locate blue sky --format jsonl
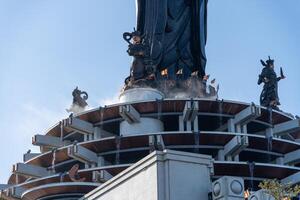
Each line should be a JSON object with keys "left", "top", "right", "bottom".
{"left": 0, "top": 0, "right": 299, "bottom": 184}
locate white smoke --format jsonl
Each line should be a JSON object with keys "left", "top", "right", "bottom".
{"left": 98, "top": 93, "right": 120, "bottom": 107}
{"left": 66, "top": 104, "right": 88, "bottom": 114}
{"left": 158, "top": 78, "right": 219, "bottom": 99}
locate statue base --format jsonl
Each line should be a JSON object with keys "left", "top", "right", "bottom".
{"left": 121, "top": 76, "right": 218, "bottom": 100}
{"left": 119, "top": 87, "right": 165, "bottom": 136}
{"left": 119, "top": 87, "right": 164, "bottom": 103}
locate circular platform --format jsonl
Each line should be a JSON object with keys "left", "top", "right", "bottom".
{"left": 3, "top": 98, "right": 300, "bottom": 199}
{"left": 21, "top": 182, "right": 100, "bottom": 200}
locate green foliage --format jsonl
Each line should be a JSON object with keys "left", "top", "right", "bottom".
{"left": 259, "top": 179, "right": 300, "bottom": 200}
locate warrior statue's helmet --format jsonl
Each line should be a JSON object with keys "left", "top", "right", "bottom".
{"left": 123, "top": 28, "right": 144, "bottom": 44}
{"left": 260, "top": 56, "right": 274, "bottom": 67}
{"left": 266, "top": 56, "right": 274, "bottom": 66}
{"left": 131, "top": 28, "right": 142, "bottom": 37}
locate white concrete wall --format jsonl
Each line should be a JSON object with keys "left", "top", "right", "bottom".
{"left": 159, "top": 160, "right": 212, "bottom": 200}
{"left": 82, "top": 150, "right": 214, "bottom": 200}
{"left": 94, "top": 163, "right": 158, "bottom": 200}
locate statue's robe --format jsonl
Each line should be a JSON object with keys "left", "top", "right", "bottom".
{"left": 136, "top": 0, "right": 208, "bottom": 79}
{"left": 258, "top": 67, "right": 281, "bottom": 107}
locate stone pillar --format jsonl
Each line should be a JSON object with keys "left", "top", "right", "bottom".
{"left": 119, "top": 88, "right": 165, "bottom": 136}
{"left": 212, "top": 176, "right": 245, "bottom": 200}
{"left": 82, "top": 150, "right": 214, "bottom": 200}
{"left": 120, "top": 118, "right": 163, "bottom": 136}
{"left": 248, "top": 190, "right": 275, "bottom": 200}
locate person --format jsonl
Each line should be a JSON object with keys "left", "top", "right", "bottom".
{"left": 202, "top": 74, "right": 219, "bottom": 98}
{"left": 209, "top": 78, "right": 219, "bottom": 97}
{"left": 258, "top": 57, "right": 285, "bottom": 109}
{"left": 202, "top": 74, "right": 210, "bottom": 95}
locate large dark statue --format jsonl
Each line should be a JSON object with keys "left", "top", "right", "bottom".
{"left": 124, "top": 0, "right": 208, "bottom": 84}
{"left": 258, "top": 57, "right": 285, "bottom": 110}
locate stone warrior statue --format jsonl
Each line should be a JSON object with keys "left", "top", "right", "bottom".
{"left": 258, "top": 57, "right": 285, "bottom": 110}
{"left": 67, "top": 87, "right": 88, "bottom": 113}
{"left": 124, "top": 0, "right": 208, "bottom": 83}
{"left": 123, "top": 29, "right": 155, "bottom": 85}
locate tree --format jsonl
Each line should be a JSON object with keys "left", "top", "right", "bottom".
{"left": 259, "top": 179, "right": 300, "bottom": 200}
